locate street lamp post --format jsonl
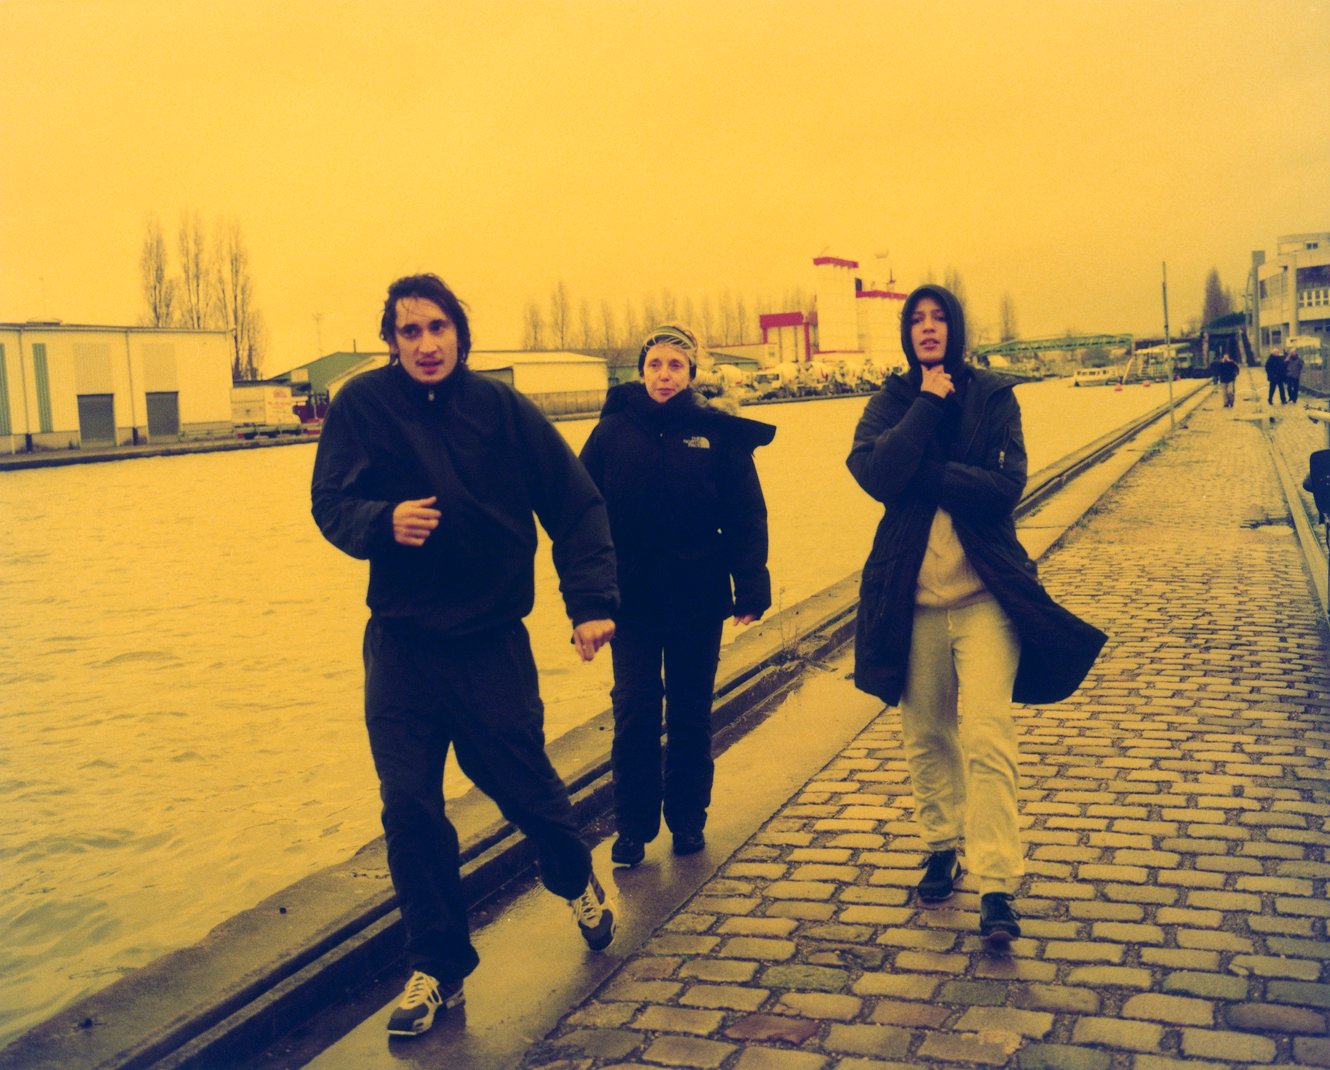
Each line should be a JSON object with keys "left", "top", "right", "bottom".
{"left": 1162, "top": 261, "right": 1176, "bottom": 430}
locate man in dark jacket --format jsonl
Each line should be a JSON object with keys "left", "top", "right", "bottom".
{"left": 1285, "top": 349, "right": 1304, "bottom": 403}
{"left": 847, "top": 284, "right": 1105, "bottom": 946}
{"left": 580, "top": 325, "right": 774, "bottom": 867}
{"left": 311, "top": 274, "right": 619, "bottom": 1039}
{"left": 1216, "top": 351, "right": 1240, "bottom": 408}
{"left": 1266, "top": 350, "right": 1288, "bottom": 405}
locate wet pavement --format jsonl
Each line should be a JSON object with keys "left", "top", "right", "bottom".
{"left": 304, "top": 386, "right": 1329, "bottom": 1070}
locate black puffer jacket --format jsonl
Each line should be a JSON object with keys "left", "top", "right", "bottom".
{"left": 847, "top": 285, "right": 1106, "bottom": 706}
{"left": 580, "top": 382, "right": 774, "bottom": 625}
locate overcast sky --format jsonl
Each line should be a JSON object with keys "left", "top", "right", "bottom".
{"left": 2, "top": 0, "right": 1325, "bottom": 372}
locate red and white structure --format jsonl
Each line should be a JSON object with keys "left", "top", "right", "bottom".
{"left": 759, "top": 256, "right": 909, "bottom": 371}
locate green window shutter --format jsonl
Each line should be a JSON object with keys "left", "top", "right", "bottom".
{"left": 33, "top": 342, "right": 53, "bottom": 432}
{"left": 0, "top": 344, "right": 10, "bottom": 435}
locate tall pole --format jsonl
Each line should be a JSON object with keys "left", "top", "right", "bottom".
{"left": 1162, "top": 261, "right": 1176, "bottom": 430}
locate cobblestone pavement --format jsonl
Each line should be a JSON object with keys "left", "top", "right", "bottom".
{"left": 524, "top": 394, "right": 1330, "bottom": 1070}
{"left": 1239, "top": 368, "right": 1329, "bottom": 535}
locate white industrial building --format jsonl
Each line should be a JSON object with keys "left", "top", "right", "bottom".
{"left": 759, "top": 256, "right": 909, "bottom": 372}
{"left": 0, "top": 322, "right": 233, "bottom": 455}
{"left": 322, "top": 350, "right": 610, "bottom": 417}
{"left": 1252, "top": 232, "right": 1330, "bottom": 360}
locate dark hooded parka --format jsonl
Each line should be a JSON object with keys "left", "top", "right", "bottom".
{"left": 847, "top": 285, "right": 1106, "bottom": 707}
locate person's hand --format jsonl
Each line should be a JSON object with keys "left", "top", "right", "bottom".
{"left": 392, "top": 496, "right": 441, "bottom": 547}
{"left": 734, "top": 613, "right": 758, "bottom": 626}
{"left": 920, "top": 365, "right": 955, "bottom": 399}
{"left": 572, "top": 618, "right": 615, "bottom": 662}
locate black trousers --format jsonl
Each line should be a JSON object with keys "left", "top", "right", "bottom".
{"left": 364, "top": 618, "right": 591, "bottom": 982}
{"left": 1287, "top": 377, "right": 1301, "bottom": 402}
{"left": 1268, "top": 379, "right": 1287, "bottom": 404}
{"left": 609, "top": 616, "right": 725, "bottom": 842}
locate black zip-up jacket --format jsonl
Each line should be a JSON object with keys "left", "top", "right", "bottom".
{"left": 311, "top": 362, "right": 618, "bottom": 634}
{"left": 579, "top": 382, "right": 774, "bottom": 625}
{"left": 847, "top": 285, "right": 1105, "bottom": 706}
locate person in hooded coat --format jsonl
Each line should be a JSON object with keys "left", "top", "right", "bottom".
{"left": 847, "top": 284, "right": 1106, "bottom": 945}
{"left": 580, "top": 325, "right": 775, "bottom": 867}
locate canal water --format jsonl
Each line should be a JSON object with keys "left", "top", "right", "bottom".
{"left": 0, "top": 378, "right": 1191, "bottom": 1044}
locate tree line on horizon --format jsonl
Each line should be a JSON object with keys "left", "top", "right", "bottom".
{"left": 518, "top": 282, "right": 811, "bottom": 366}
{"left": 139, "top": 212, "right": 266, "bottom": 380}
{"left": 519, "top": 267, "right": 1000, "bottom": 366}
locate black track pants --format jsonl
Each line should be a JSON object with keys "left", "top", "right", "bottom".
{"left": 609, "top": 617, "right": 725, "bottom": 842}
{"left": 363, "top": 618, "right": 591, "bottom": 982}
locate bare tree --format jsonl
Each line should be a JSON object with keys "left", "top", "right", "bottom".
{"left": 942, "top": 267, "right": 967, "bottom": 312}
{"left": 999, "top": 292, "right": 1018, "bottom": 342}
{"left": 577, "top": 298, "right": 595, "bottom": 351}
{"left": 139, "top": 216, "right": 176, "bottom": 327}
{"left": 598, "top": 299, "right": 617, "bottom": 350}
{"left": 659, "top": 289, "right": 678, "bottom": 323}
{"left": 243, "top": 310, "right": 268, "bottom": 381}
{"left": 699, "top": 296, "right": 717, "bottom": 345}
{"left": 177, "top": 210, "right": 213, "bottom": 329}
{"left": 621, "top": 300, "right": 641, "bottom": 351}
{"left": 523, "top": 299, "right": 546, "bottom": 350}
{"left": 718, "top": 289, "right": 736, "bottom": 345}
{"left": 1201, "top": 268, "right": 1233, "bottom": 326}
{"left": 549, "top": 280, "right": 571, "bottom": 349}
{"left": 735, "top": 295, "right": 749, "bottom": 343}
{"left": 640, "top": 295, "right": 660, "bottom": 335}
{"left": 781, "top": 287, "right": 811, "bottom": 313}
{"left": 215, "top": 218, "right": 264, "bottom": 379}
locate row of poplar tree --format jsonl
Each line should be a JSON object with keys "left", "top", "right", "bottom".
{"left": 139, "top": 213, "right": 265, "bottom": 380}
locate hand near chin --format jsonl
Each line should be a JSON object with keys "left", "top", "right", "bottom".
{"left": 921, "top": 366, "right": 955, "bottom": 399}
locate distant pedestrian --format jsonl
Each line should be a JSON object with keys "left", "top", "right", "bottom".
{"left": 580, "top": 325, "right": 775, "bottom": 868}
{"left": 847, "top": 284, "right": 1106, "bottom": 946}
{"left": 1216, "top": 351, "right": 1240, "bottom": 408}
{"left": 1285, "top": 349, "right": 1304, "bottom": 403}
{"left": 311, "top": 274, "right": 621, "bottom": 1038}
{"left": 1266, "top": 350, "right": 1288, "bottom": 405}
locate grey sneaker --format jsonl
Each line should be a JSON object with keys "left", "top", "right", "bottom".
{"left": 917, "top": 849, "right": 962, "bottom": 903}
{"left": 386, "top": 971, "right": 464, "bottom": 1037}
{"left": 569, "top": 870, "right": 618, "bottom": 951}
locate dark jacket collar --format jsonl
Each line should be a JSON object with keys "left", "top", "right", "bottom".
{"left": 600, "top": 381, "right": 776, "bottom": 448}
{"left": 387, "top": 359, "right": 470, "bottom": 404}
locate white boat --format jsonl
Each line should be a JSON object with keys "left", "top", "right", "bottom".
{"left": 1072, "top": 366, "right": 1120, "bottom": 387}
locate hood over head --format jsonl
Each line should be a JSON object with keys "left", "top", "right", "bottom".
{"left": 900, "top": 284, "right": 967, "bottom": 379}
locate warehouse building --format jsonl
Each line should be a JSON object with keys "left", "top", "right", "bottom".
{"left": 0, "top": 322, "right": 233, "bottom": 455}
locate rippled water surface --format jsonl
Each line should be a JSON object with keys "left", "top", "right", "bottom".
{"left": 0, "top": 379, "right": 1192, "bottom": 1044}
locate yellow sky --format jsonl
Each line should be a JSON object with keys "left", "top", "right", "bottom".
{"left": 1, "top": 0, "right": 1326, "bottom": 370}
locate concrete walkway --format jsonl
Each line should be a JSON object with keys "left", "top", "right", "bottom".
{"left": 304, "top": 390, "right": 1329, "bottom": 1070}
{"left": 518, "top": 392, "right": 1329, "bottom": 1070}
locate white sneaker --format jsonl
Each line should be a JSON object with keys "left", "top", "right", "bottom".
{"left": 386, "top": 970, "right": 464, "bottom": 1037}
{"left": 568, "top": 870, "right": 618, "bottom": 951}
